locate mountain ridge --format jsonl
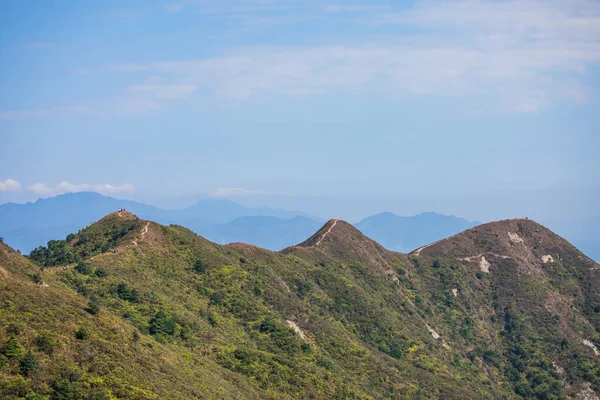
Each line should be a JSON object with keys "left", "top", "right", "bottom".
{"left": 3, "top": 212, "right": 600, "bottom": 398}
{"left": 1, "top": 192, "right": 597, "bottom": 264}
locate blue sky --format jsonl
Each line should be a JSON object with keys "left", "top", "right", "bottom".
{"left": 1, "top": 0, "right": 599, "bottom": 222}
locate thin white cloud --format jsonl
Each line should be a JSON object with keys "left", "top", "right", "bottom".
{"left": 101, "top": 0, "right": 600, "bottom": 111}
{"left": 3, "top": 0, "right": 600, "bottom": 117}
{"left": 0, "top": 83, "right": 195, "bottom": 120}
{"left": 28, "top": 182, "right": 135, "bottom": 198}
{"left": 124, "top": 84, "right": 196, "bottom": 100}
{"left": 0, "top": 178, "right": 21, "bottom": 192}
{"left": 27, "top": 183, "right": 57, "bottom": 197}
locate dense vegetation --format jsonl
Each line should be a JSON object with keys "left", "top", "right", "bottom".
{"left": 28, "top": 215, "right": 142, "bottom": 268}
{"left": 1, "top": 213, "right": 599, "bottom": 399}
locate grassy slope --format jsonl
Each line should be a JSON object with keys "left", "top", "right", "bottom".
{"left": 0, "top": 241, "right": 269, "bottom": 400}
{"left": 2, "top": 214, "right": 599, "bottom": 399}
{"left": 410, "top": 218, "right": 600, "bottom": 398}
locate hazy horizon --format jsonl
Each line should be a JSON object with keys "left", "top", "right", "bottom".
{"left": 2, "top": 0, "right": 599, "bottom": 223}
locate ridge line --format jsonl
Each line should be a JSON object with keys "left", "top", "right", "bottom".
{"left": 315, "top": 219, "right": 338, "bottom": 247}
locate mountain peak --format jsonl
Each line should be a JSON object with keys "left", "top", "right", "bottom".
{"left": 411, "top": 218, "right": 598, "bottom": 270}
{"left": 296, "top": 219, "right": 354, "bottom": 248}
{"left": 285, "top": 219, "right": 403, "bottom": 273}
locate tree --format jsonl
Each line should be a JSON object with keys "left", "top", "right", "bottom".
{"left": 297, "top": 282, "right": 312, "bottom": 298}
{"left": 259, "top": 318, "right": 280, "bottom": 334}
{"left": 51, "top": 378, "right": 75, "bottom": 400}
{"left": 75, "top": 327, "right": 89, "bottom": 340}
{"left": 20, "top": 352, "right": 38, "bottom": 376}
{"left": 3, "top": 337, "right": 23, "bottom": 358}
{"left": 117, "top": 282, "right": 139, "bottom": 302}
{"left": 193, "top": 258, "right": 206, "bottom": 274}
{"left": 149, "top": 311, "right": 176, "bottom": 336}
{"left": 75, "top": 261, "right": 92, "bottom": 275}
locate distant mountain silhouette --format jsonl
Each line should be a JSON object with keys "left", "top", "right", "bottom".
{"left": 1, "top": 193, "right": 597, "bottom": 263}
{"left": 355, "top": 211, "right": 479, "bottom": 253}
{"left": 186, "top": 216, "right": 322, "bottom": 251}
{"left": 0, "top": 192, "right": 313, "bottom": 252}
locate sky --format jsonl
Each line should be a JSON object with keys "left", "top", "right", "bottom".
{"left": 1, "top": 0, "right": 599, "bottom": 222}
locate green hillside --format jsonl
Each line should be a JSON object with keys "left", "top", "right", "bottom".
{"left": 1, "top": 212, "right": 599, "bottom": 399}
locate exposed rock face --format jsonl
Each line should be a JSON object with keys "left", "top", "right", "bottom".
{"left": 479, "top": 256, "right": 491, "bottom": 273}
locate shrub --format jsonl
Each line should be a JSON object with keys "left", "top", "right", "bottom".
{"left": 0, "top": 375, "right": 28, "bottom": 397}
{"left": 6, "top": 323, "right": 22, "bottom": 335}
{"left": 209, "top": 291, "right": 224, "bottom": 306}
{"left": 34, "top": 331, "right": 57, "bottom": 354}
{"left": 75, "top": 327, "right": 89, "bottom": 340}
{"left": 3, "top": 337, "right": 23, "bottom": 358}
{"left": 297, "top": 282, "right": 312, "bottom": 298}
{"left": 94, "top": 268, "right": 108, "bottom": 278}
{"left": 20, "top": 352, "right": 38, "bottom": 376}
{"left": 432, "top": 260, "right": 441, "bottom": 269}
{"left": 75, "top": 261, "right": 92, "bottom": 275}
{"left": 85, "top": 300, "right": 101, "bottom": 315}
{"left": 259, "top": 318, "right": 280, "bottom": 334}
{"left": 51, "top": 378, "right": 75, "bottom": 400}
{"left": 207, "top": 313, "right": 219, "bottom": 326}
{"left": 32, "top": 272, "right": 43, "bottom": 284}
{"left": 117, "top": 282, "right": 139, "bottom": 302}
{"left": 149, "top": 311, "right": 176, "bottom": 337}
{"left": 193, "top": 259, "right": 206, "bottom": 274}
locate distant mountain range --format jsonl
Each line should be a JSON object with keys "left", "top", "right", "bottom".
{"left": 355, "top": 211, "right": 479, "bottom": 253}
{"left": 0, "top": 192, "right": 315, "bottom": 253}
{"left": 0, "top": 192, "right": 597, "bottom": 263}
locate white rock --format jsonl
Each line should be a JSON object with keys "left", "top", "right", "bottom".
{"left": 287, "top": 320, "right": 307, "bottom": 340}
{"left": 480, "top": 256, "right": 491, "bottom": 273}
{"left": 508, "top": 232, "right": 525, "bottom": 245}
{"left": 425, "top": 324, "right": 440, "bottom": 340}
{"left": 583, "top": 339, "right": 600, "bottom": 356}
{"left": 577, "top": 382, "right": 600, "bottom": 400}
{"left": 542, "top": 255, "right": 555, "bottom": 263}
